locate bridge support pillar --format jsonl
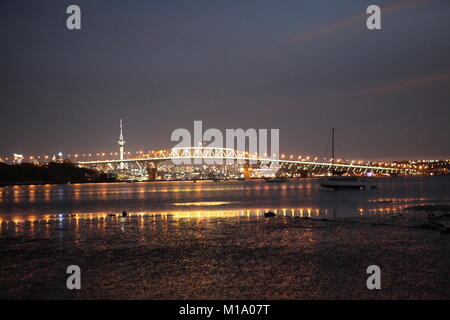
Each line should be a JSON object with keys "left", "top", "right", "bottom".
{"left": 243, "top": 161, "right": 252, "bottom": 180}
{"left": 243, "top": 167, "right": 251, "bottom": 179}
{"left": 146, "top": 162, "right": 158, "bottom": 181}
{"left": 299, "top": 170, "right": 309, "bottom": 178}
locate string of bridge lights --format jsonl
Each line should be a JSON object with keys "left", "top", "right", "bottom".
{"left": 1, "top": 150, "right": 448, "bottom": 170}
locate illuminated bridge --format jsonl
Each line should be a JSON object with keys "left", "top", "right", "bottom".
{"left": 77, "top": 147, "right": 415, "bottom": 179}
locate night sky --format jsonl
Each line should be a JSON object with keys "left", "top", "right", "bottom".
{"left": 1, "top": 0, "right": 449, "bottom": 161}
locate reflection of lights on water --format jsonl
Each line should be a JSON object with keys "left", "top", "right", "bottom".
{"left": 172, "top": 201, "right": 232, "bottom": 206}
{"left": 369, "top": 197, "right": 430, "bottom": 204}
{"left": 0, "top": 204, "right": 410, "bottom": 225}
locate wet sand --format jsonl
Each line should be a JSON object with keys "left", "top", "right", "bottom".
{"left": 1, "top": 211, "right": 449, "bottom": 299}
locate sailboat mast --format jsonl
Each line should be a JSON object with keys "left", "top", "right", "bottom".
{"left": 331, "top": 128, "right": 335, "bottom": 165}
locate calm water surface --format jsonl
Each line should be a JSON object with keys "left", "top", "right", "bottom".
{"left": 1, "top": 177, "right": 449, "bottom": 299}
{"left": 1, "top": 176, "right": 450, "bottom": 220}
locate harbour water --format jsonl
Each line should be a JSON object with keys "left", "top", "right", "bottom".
{"left": 1, "top": 177, "right": 450, "bottom": 299}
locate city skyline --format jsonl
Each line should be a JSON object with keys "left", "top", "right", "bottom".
{"left": 1, "top": 0, "right": 450, "bottom": 160}
{"left": 1, "top": 118, "right": 449, "bottom": 163}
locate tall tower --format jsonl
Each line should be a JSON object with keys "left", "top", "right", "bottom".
{"left": 118, "top": 119, "right": 125, "bottom": 169}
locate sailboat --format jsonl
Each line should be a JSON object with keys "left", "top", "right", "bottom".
{"left": 320, "top": 128, "right": 375, "bottom": 190}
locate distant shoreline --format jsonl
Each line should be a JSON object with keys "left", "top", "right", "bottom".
{"left": 0, "top": 162, "right": 116, "bottom": 187}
